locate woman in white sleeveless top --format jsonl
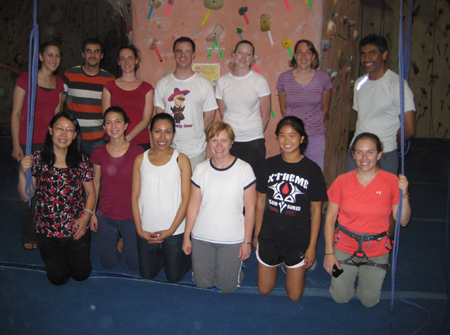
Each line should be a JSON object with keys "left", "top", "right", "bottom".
{"left": 131, "top": 113, "right": 192, "bottom": 282}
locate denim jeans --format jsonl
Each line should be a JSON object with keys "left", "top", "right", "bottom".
{"left": 97, "top": 213, "right": 139, "bottom": 271}
{"left": 137, "top": 233, "right": 191, "bottom": 283}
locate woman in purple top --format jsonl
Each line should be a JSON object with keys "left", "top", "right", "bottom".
{"left": 276, "top": 40, "right": 332, "bottom": 171}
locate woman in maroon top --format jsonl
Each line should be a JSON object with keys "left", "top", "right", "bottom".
{"left": 90, "top": 106, "right": 144, "bottom": 271}
{"left": 102, "top": 45, "right": 154, "bottom": 150}
{"left": 11, "top": 41, "right": 64, "bottom": 250}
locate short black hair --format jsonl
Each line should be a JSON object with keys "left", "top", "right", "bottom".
{"left": 359, "top": 34, "right": 388, "bottom": 54}
{"left": 82, "top": 37, "right": 104, "bottom": 54}
{"left": 173, "top": 37, "right": 195, "bottom": 53}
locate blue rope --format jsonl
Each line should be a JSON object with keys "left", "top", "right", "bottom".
{"left": 25, "top": 0, "right": 39, "bottom": 204}
{"left": 390, "top": 0, "right": 414, "bottom": 311}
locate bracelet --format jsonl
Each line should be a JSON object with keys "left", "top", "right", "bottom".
{"left": 402, "top": 193, "right": 410, "bottom": 199}
{"left": 243, "top": 241, "right": 252, "bottom": 245}
{"left": 325, "top": 252, "right": 334, "bottom": 255}
{"left": 84, "top": 208, "right": 93, "bottom": 216}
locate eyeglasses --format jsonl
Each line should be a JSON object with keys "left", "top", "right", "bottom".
{"left": 295, "top": 50, "right": 313, "bottom": 56}
{"left": 53, "top": 126, "right": 75, "bottom": 134}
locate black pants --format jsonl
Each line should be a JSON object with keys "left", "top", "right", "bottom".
{"left": 36, "top": 231, "right": 92, "bottom": 285}
{"left": 230, "top": 139, "right": 266, "bottom": 177}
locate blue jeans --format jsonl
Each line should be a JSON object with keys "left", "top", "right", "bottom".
{"left": 137, "top": 233, "right": 191, "bottom": 283}
{"left": 83, "top": 139, "right": 106, "bottom": 157}
{"left": 97, "top": 213, "right": 139, "bottom": 271}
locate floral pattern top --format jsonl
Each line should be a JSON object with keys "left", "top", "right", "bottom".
{"left": 32, "top": 151, "right": 94, "bottom": 238}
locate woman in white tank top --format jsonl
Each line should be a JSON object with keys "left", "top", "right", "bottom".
{"left": 131, "top": 113, "right": 192, "bottom": 283}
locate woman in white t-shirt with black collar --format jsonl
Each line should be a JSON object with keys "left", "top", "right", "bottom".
{"left": 182, "top": 121, "right": 256, "bottom": 293}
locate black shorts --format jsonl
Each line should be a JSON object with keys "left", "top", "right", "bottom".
{"left": 256, "top": 238, "right": 306, "bottom": 268}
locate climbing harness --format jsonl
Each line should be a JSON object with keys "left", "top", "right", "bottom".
{"left": 334, "top": 222, "right": 390, "bottom": 271}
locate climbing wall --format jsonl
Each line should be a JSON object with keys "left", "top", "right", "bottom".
{"left": 353, "top": 0, "right": 449, "bottom": 140}
{"left": 406, "top": 0, "right": 449, "bottom": 139}
{"left": 0, "top": 0, "right": 126, "bottom": 123}
{"left": 131, "top": 0, "right": 325, "bottom": 159}
{"left": 321, "top": 0, "right": 361, "bottom": 185}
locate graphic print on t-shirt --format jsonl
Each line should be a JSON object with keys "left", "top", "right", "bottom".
{"left": 268, "top": 172, "right": 310, "bottom": 216}
{"left": 168, "top": 88, "right": 190, "bottom": 124}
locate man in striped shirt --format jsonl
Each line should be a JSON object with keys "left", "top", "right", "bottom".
{"left": 62, "top": 38, "right": 114, "bottom": 156}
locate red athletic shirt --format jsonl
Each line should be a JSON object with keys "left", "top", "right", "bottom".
{"left": 327, "top": 169, "right": 400, "bottom": 257}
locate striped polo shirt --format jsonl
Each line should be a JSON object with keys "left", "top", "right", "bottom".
{"left": 63, "top": 66, "right": 114, "bottom": 143}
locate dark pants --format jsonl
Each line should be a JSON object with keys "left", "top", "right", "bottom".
{"left": 36, "top": 231, "right": 92, "bottom": 285}
{"left": 97, "top": 213, "right": 139, "bottom": 271}
{"left": 230, "top": 139, "right": 266, "bottom": 177}
{"left": 137, "top": 233, "right": 191, "bottom": 283}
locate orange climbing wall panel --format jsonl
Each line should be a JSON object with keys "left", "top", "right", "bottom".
{"left": 132, "top": 0, "right": 324, "bottom": 159}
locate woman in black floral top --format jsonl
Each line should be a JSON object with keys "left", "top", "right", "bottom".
{"left": 18, "top": 112, "right": 95, "bottom": 285}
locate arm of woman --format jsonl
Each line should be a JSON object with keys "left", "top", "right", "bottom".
{"left": 323, "top": 201, "right": 341, "bottom": 275}
{"left": 252, "top": 191, "right": 266, "bottom": 249}
{"left": 17, "top": 156, "right": 35, "bottom": 202}
{"left": 304, "top": 201, "right": 322, "bottom": 268}
{"left": 239, "top": 183, "right": 257, "bottom": 261}
{"left": 392, "top": 174, "right": 411, "bottom": 227}
{"left": 322, "top": 89, "right": 332, "bottom": 120}
{"left": 131, "top": 154, "right": 153, "bottom": 241}
{"left": 73, "top": 180, "right": 95, "bottom": 240}
{"left": 152, "top": 153, "right": 192, "bottom": 242}
{"left": 277, "top": 90, "right": 287, "bottom": 118}
{"left": 89, "top": 164, "right": 102, "bottom": 232}
{"left": 217, "top": 99, "right": 226, "bottom": 120}
{"left": 125, "top": 89, "right": 154, "bottom": 142}
{"left": 11, "top": 85, "right": 26, "bottom": 161}
{"left": 259, "top": 95, "right": 272, "bottom": 131}
{"left": 182, "top": 184, "right": 202, "bottom": 255}
{"left": 101, "top": 86, "right": 111, "bottom": 113}
{"left": 55, "top": 92, "right": 64, "bottom": 114}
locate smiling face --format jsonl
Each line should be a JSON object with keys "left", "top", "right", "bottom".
{"left": 277, "top": 125, "right": 304, "bottom": 155}
{"left": 118, "top": 48, "right": 138, "bottom": 74}
{"left": 150, "top": 119, "right": 175, "bottom": 150}
{"left": 103, "top": 112, "right": 128, "bottom": 139}
{"left": 352, "top": 138, "right": 383, "bottom": 173}
{"left": 209, "top": 129, "right": 233, "bottom": 160}
{"left": 174, "top": 42, "right": 195, "bottom": 69}
{"left": 39, "top": 46, "right": 61, "bottom": 72}
{"left": 360, "top": 44, "right": 387, "bottom": 80}
{"left": 233, "top": 42, "right": 254, "bottom": 69}
{"left": 294, "top": 42, "right": 314, "bottom": 69}
{"left": 82, "top": 43, "right": 103, "bottom": 68}
{"left": 49, "top": 117, "right": 77, "bottom": 151}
